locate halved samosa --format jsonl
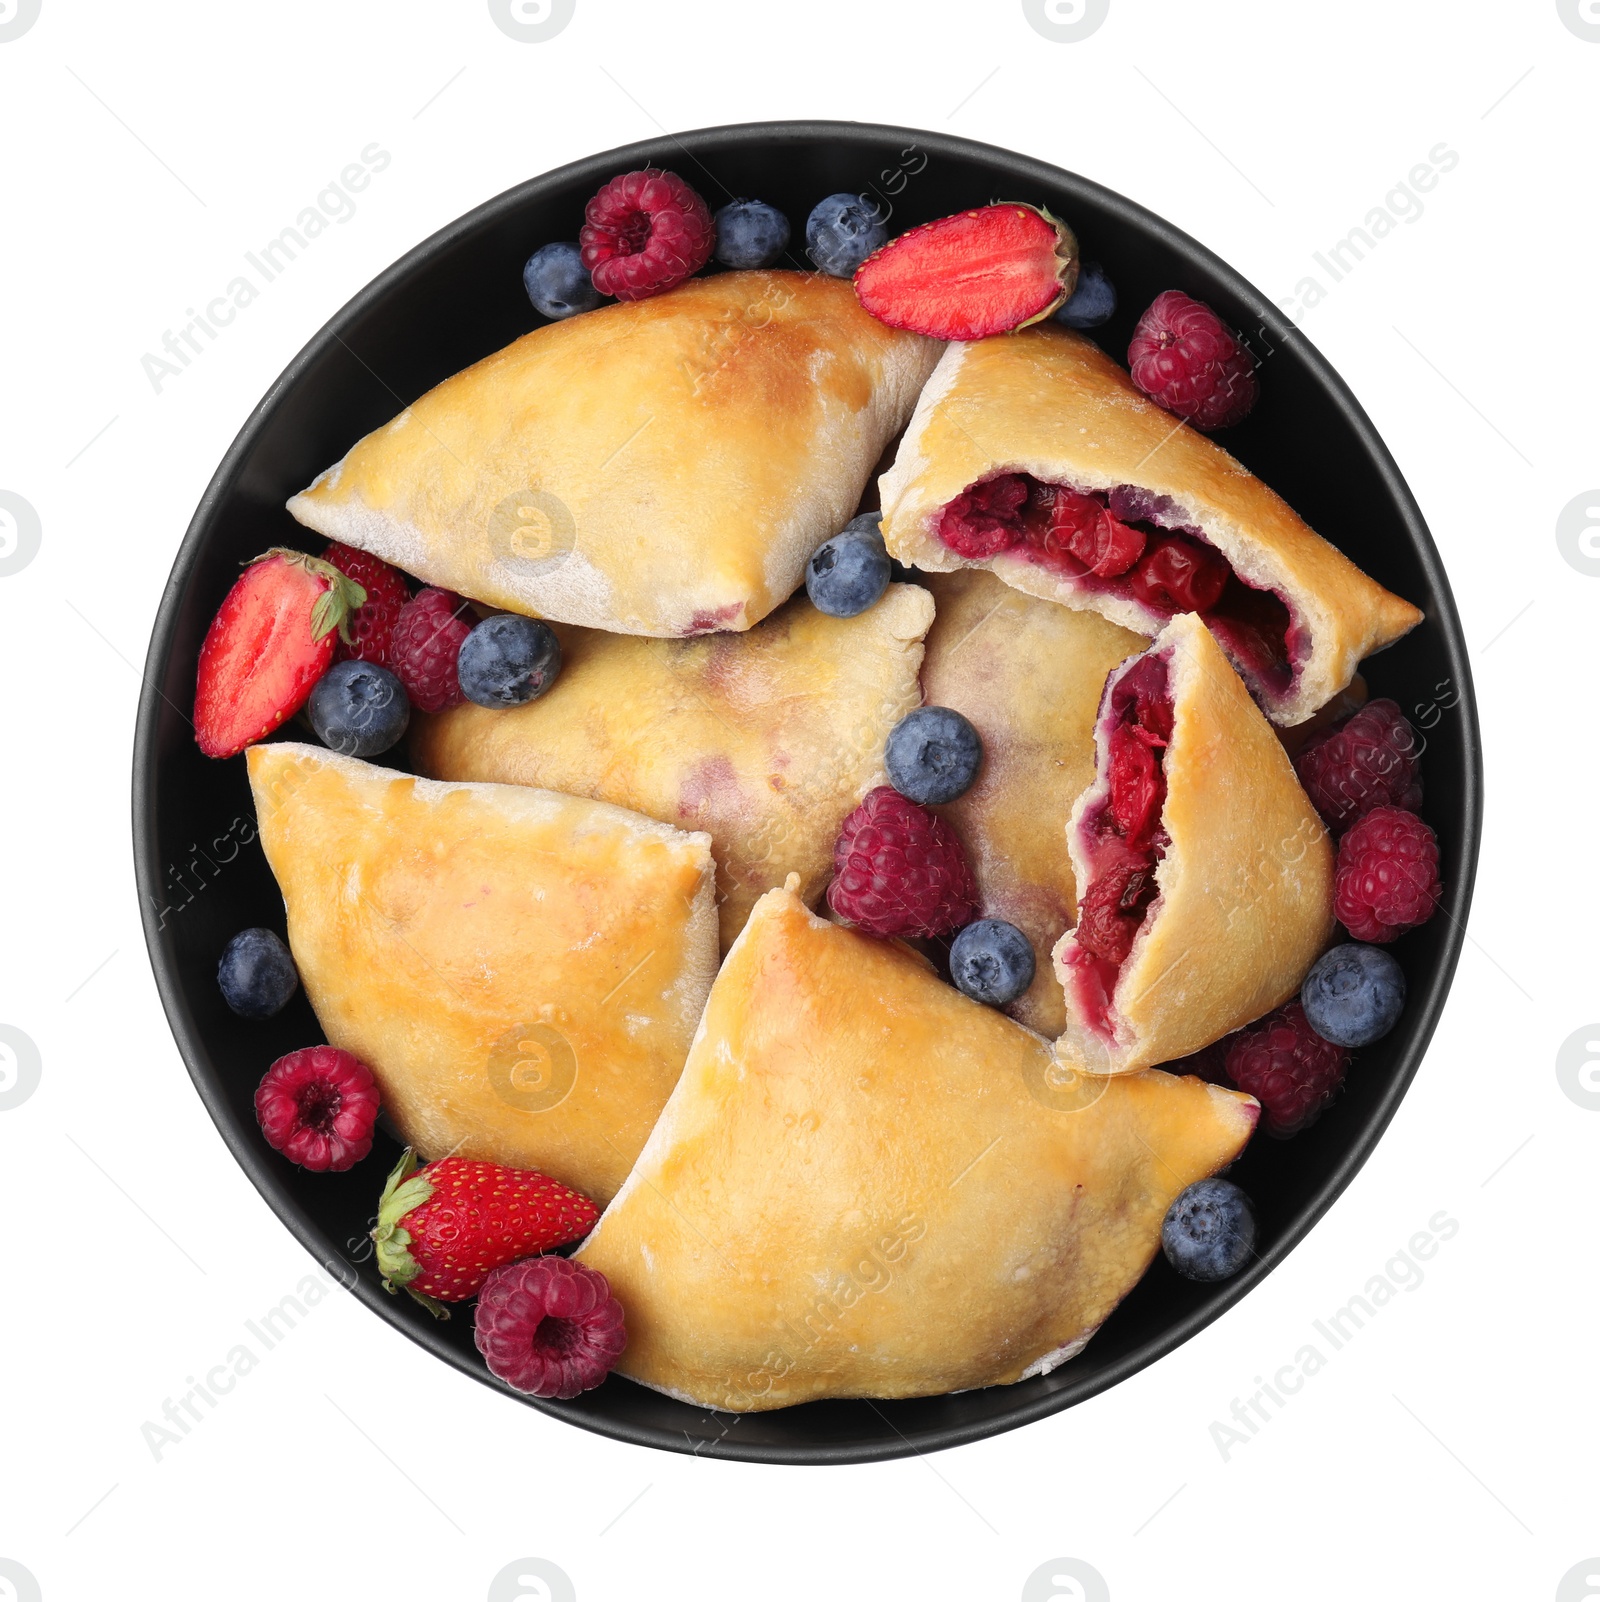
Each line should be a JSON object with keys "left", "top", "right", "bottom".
{"left": 247, "top": 744, "right": 717, "bottom": 1202}
{"left": 412, "top": 584, "right": 935, "bottom": 949}
{"left": 921, "top": 568, "right": 1142, "bottom": 1034}
{"left": 575, "top": 881, "right": 1258, "bottom": 1411}
{"left": 287, "top": 272, "right": 942, "bottom": 637}
{"left": 1053, "top": 612, "right": 1335, "bottom": 1077}
{"left": 879, "top": 326, "right": 1421, "bottom": 724}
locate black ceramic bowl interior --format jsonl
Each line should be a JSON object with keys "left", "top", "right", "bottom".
{"left": 134, "top": 121, "right": 1481, "bottom": 1464}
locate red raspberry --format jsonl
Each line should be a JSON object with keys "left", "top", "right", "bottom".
{"left": 389, "top": 587, "right": 473, "bottom": 713}
{"left": 323, "top": 543, "right": 410, "bottom": 665}
{"left": 474, "top": 1255, "right": 626, "bottom": 1399}
{"left": 827, "top": 785, "right": 978, "bottom": 938}
{"left": 1129, "top": 290, "right": 1258, "bottom": 430}
{"left": 579, "top": 169, "right": 714, "bottom": 301}
{"left": 1334, "top": 806, "right": 1441, "bottom": 942}
{"left": 1225, "top": 1002, "right": 1348, "bottom": 1137}
{"left": 1294, "top": 698, "right": 1423, "bottom": 833}
{"left": 254, "top": 1046, "right": 381, "bottom": 1172}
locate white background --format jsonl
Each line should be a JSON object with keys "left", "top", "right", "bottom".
{"left": 1, "top": 1, "right": 1593, "bottom": 1598}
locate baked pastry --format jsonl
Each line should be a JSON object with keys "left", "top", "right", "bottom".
{"left": 575, "top": 880, "right": 1259, "bottom": 1411}
{"left": 878, "top": 326, "right": 1422, "bottom": 725}
{"left": 1052, "top": 612, "right": 1335, "bottom": 1076}
{"left": 921, "top": 568, "right": 1142, "bottom": 1034}
{"left": 286, "top": 272, "right": 942, "bottom": 637}
{"left": 246, "top": 744, "right": 717, "bottom": 1202}
{"left": 412, "top": 584, "right": 935, "bottom": 950}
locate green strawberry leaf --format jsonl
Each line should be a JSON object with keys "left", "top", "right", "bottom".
{"left": 252, "top": 547, "right": 368, "bottom": 646}
{"left": 372, "top": 1147, "right": 435, "bottom": 1291}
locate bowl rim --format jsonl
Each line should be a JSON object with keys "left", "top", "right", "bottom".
{"left": 132, "top": 117, "right": 1483, "bottom": 1465}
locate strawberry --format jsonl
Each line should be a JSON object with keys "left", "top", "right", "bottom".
{"left": 323, "top": 542, "right": 410, "bottom": 665}
{"left": 853, "top": 203, "right": 1079, "bottom": 340}
{"left": 372, "top": 1148, "right": 600, "bottom": 1317}
{"left": 194, "top": 548, "right": 366, "bottom": 758}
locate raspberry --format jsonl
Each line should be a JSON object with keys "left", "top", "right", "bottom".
{"left": 1129, "top": 290, "right": 1258, "bottom": 430}
{"left": 323, "top": 543, "right": 409, "bottom": 665}
{"left": 254, "top": 1046, "right": 381, "bottom": 1172}
{"left": 827, "top": 785, "right": 978, "bottom": 938}
{"left": 1294, "top": 698, "right": 1423, "bottom": 833}
{"left": 579, "top": 169, "right": 714, "bottom": 302}
{"left": 1334, "top": 806, "right": 1441, "bottom": 943}
{"left": 1224, "top": 1002, "right": 1348, "bottom": 1137}
{"left": 474, "top": 1255, "right": 626, "bottom": 1399}
{"left": 389, "top": 587, "right": 473, "bottom": 713}
{"left": 936, "top": 474, "right": 1028, "bottom": 558}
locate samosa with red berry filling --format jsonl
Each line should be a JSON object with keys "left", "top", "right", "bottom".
{"left": 878, "top": 325, "right": 1421, "bottom": 726}
{"left": 1053, "top": 612, "right": 1335, "bottom": 1077}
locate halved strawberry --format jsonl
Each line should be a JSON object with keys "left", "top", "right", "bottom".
{"left": 853, "top": 203, "right": 1079, "bottom": 340}
{"left": 193, "top": 548, "right": 365, "bottom": 758}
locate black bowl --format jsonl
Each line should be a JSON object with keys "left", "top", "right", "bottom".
{"left": 134, "top": 120, "right": 1481, "bottom": 1464}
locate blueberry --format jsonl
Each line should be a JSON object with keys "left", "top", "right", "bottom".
{"left": 523, "top": 242, "right": 602, "bottom": 320}
{"left": 1301, "top": 943, "right": 1406, "bottom": 1048}
{"left": 949, "top": 919, "right": 1036, "bottom": 1007}
{"left": 713, "top": 199, "right": 791, "bottom": 269}
{"left": 1162, "top": 1178, "right": 1256, "bottom": 1283}
{"left": 308, "top": 660, "right": 410, "bottom": 757}
{"left": 1056, "top": 260, "right": 1117, "bottom": 329}
{"left": 218, "top": 928, "right": 299, "bottom": 1020}
{"left": 805, "top": 193, "right": 888, "bottom": 278}
{"left": 807, "top": 519, "right": 891, "bottom": 618}
{"left": 885, "top": 706, "right": 982, "bottom": 805}
{"left": 457, "top": 614, "right": 562, "bottom": 708}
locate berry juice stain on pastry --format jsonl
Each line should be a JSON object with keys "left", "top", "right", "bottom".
{"left": 878, "top": 326, "right": 1421, "bottom": 726}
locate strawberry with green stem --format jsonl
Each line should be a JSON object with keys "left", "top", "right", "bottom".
{"left": 194, "top": 548, "right": 367, "bottom": 758}
{"left": 372, "top": 1148, "right": 600, "bottom": 1318}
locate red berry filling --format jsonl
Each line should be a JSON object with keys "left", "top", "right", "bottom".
{"left": 1333, "top": 805, "right": 1441, "bottom": 943}
{"left": 933, "top": 473, "right": 1300, "bottom": 698}
{"left": 1061, "top": 652, "right": 1173, "bottom": 1039}
{"left": 937, "top": 475, "right": 1030, "bottom": 559}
